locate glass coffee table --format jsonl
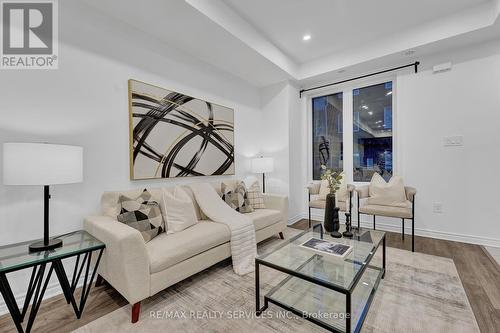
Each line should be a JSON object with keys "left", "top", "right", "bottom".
{"left": 255, "top": 225, "right": 386, "bottom": 333}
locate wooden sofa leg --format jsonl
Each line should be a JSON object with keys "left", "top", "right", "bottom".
{"left": 279, "top": 232, "right": 284, "bottom": 240}
{"left": 95, "top": 274, "right": 105, "bottom": 287}
{"left": 131, "top": 302, "right": 141, "bottom": 323}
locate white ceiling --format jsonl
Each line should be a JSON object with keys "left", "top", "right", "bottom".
{"left": 78, "top": 0, "right": 500, "bottom": 87}
{"left": 79, "top": 0, "right": 292, "bottom": 87}
{"left": 223, "top": 0, "right": 491, "bottom": 64}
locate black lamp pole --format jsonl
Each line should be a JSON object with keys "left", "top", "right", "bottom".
{"left": 44, "top": 185, "right": 49, "bottom": 244}
{"left": 262, "top": 173, "right": 266, "bottom": 193}
{"left": 28, "top": 185, "right": 63, "bottom": 252}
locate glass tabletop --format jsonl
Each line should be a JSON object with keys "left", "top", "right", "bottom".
{"left": 257, "top": 226, "right": 385, "bottom": 291}
{"left": 0, "top": 231, "right": 105, "bottom": 273}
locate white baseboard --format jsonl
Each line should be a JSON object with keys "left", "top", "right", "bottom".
{"left": 289, "top": 212, "right": 500, "bottom": 248}
{"left": 288, "top": 214, "right": 304, "bottom": 225}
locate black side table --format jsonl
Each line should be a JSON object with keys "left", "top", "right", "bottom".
{"left": 0, "top": 230, "right": 105, "bottom": 333}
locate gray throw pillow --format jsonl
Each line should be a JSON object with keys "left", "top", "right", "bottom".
{"left": 221, "top": 181, "right": 254, "bottom": 213}
{"left": 117, "top": 189, "right": 165, "bottom": 242}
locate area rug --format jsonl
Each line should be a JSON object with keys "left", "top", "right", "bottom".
{"left": 74, "top": 228, "right": 479, "bottom": 332}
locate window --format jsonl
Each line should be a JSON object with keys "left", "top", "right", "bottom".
{"left": 353, "top": 81, "right": 393, "bottom": 181}
{"left": 312, "top": 92, "right": 343, "bottom": 180}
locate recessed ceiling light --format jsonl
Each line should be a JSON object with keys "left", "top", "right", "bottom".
{"left": 303, "top": 34, "right": 311, "bottom": 41}
{"left": 368, "top": 111, "right": 373, "bottom": 115}
{"left": 386, "top": 91, "right": 392, "bottom": 96}
{"left": 362, "top": 105, "right": 368, "bottom": 110}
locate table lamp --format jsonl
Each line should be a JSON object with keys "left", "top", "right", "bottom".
{"left": 251, "top": 157, "right": 274, "bottom": 193}
{"left": 3, "top": 143, "right": 83, "bottom": 252}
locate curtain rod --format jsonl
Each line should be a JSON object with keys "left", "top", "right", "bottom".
{"left": 299, "top": 61, "right": 420, "bottom": 98}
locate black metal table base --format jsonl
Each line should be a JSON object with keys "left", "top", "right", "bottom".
{"left": 0, "top": 248, "right": 104, "bottom": 333}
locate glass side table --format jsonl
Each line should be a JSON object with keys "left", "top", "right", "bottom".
{"left": 0, "top": 230, "right": 105, "bottom": 333}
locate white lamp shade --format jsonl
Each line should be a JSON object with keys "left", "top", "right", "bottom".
{"left": 3, "top": 143, "right": 83, "bottom": 185}
{"left": 251, "top": 157, "right": 274, "bottom": 173}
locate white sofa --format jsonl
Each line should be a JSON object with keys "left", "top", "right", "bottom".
{"left": 83, "top": 180, "right": 288, "bottom": 323}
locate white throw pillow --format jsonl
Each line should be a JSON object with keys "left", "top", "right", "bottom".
{"left": 318, "top": 180, "right": 330, "bottom": 200}
{"left": 246, "top": 180, "right": 265, "bottom": 209}
{"left": 367, "top": 173, "right": 408, "bottom": 207}
{"left": 319, "top": 179, "right": 348, "bottom": 201}
{"left": 160, "top": 186, "right": 198, "bottom": 233}
{"left": 336, "top": 182, "right": 348, "bottom": 202}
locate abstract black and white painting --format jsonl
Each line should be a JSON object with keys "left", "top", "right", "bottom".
{"left": 128, "top": 79, "right": 235, "bottom": 180}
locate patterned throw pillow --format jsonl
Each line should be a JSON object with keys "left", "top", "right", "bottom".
{"left": 117, "top": 189, "right": 165, "bottom": 242}
{"left": 246, "top": 181, "right": 265, "bottom": 209}
{"left": 221, "top": 181, "right": 254, "bottom": 213}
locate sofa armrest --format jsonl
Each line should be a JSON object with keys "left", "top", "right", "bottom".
{"left": 355, "top": 185, "right": 369, "bottom": 199}
{"left": 263, "top": 193, "right": 288, "bottom": 223}
{"left": 306, "top": 182, "right": 321, "bottom": 195}
{"left": 84, "top": 215, "right": 150, "bottom": 305}
{"left": 405, "top": 186, "right": 417, "bottom": 202}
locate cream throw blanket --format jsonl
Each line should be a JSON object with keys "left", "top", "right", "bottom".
{"left": 188, "top": 183, "right": 257, "bottom": 275}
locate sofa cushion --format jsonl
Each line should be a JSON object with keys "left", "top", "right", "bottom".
{"left": 318, "top": 179, "right": 330, "bottom": 200}
{"left": 147, "top": 221, "right": 230, "bottom": 274}
{"left": 221, "top": 181, "right": 253, "bottom": 213}
{"left": 336, "top": 201, "right": 348, "bottom": 212}
{"left": 160, "top": 186, "right": 197, "bottom": 233}
{"left": 309, "top": 199, "right": 326, "bottom": 209}
{"left": 319, "top": 179, "right": 348, "bottom": 201}
{"left": 359, "top": 202, "right": 412, "bottom": 219}
{"left": 116, "top": 189, "right": 165, "bottom": 242}
{"left": 179, "top": 186, "right": 205, "bottom": 220}
{"left": 309, "top": 199, "right": 347, "bottom": 211}
{"left": 246, "top": 181, "right": 265, "bottom": 209}
{"left": 245, "top": 209, "right": 281, "bottom": 231}
{"left": 101, "top": 188, "right": 163, "bottom": 217}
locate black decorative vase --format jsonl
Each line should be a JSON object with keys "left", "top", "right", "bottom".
{"left": 324, "top": 193, "right": 342, "bottom": 238}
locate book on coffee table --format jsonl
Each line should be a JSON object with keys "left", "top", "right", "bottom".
{"left": 299, "top": 237, "right": 352, "bottom": 258}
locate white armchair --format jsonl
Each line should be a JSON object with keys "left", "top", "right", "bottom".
{"left": 306, "top": 182, "right": 355, "bottom": 228}
{"left": 355, "top": 185, "right": 417, "bottom": 252}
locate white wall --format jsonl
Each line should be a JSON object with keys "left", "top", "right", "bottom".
{"left": 395, "top": 52, "right": 500, "bottom": 246}
{"left": 288, "top": 84, "right": 307, "bottom": 221}
{"left": 259, "top": 81, "right": 306, "bottom": 220}
{"left": 0, "top": 2, "right": 263, "bottom": 313}
{"left": 260, "top": 82, "right": 291, "bottom": 195}
{"left": 301, "top": 48, "right": 500, "bottom": 247}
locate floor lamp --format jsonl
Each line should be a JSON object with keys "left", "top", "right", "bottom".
{"left": 3, "top": 143, "right": 83, "bottom": 252}
{"left": 251, "top": 157, "right": 274, "bottom": 193}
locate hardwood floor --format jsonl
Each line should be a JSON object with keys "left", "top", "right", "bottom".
{"left": 0, "top": 219, "right": 499, "bottom": 332}
{"left": 0, "top": 278, "right": 127, "bottom": 333}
